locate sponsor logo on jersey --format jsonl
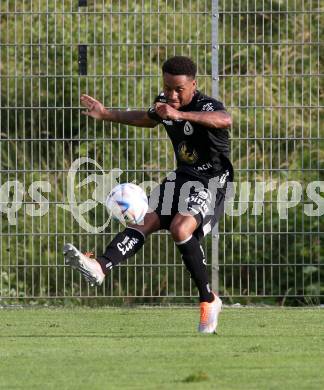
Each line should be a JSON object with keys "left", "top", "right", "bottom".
{"left": 202, "top": 102, "right": 214, "bottom": 112}
{"left": 163, "top": 119, "right": 173, "bottom": 125}
{"left": 117, "top": 236, "right": 139, "bottom": 256}
{"left": 198, "top": 190, "right": 209, "bottom": 200}
{"left": 178, "top": 141, "right": 198, "bottom": 164}
{"left": 186, "top": 194, "right": 210, "bottom": 215}
{"left": 185, "top": 187, "right": 212, "bottom": 216}
{"left": 183, "top": 121, "right": 194, "bottom": 135}
{"left": 194, "top": 162, "right": 213, "bottom": 171}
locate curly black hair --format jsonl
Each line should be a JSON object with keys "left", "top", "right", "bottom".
{"left": 162, "top": 56, "right": 197, "bottom": 79}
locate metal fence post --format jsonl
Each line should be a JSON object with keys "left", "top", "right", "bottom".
{"left": 212, "top": 0, "right": 219, "bottom": 98}
{"left": 211, "top": 0, "right": 220, "bottom": 294}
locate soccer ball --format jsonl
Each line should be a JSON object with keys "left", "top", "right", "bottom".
{"left": 106, "top": 183, "right": 148, "bottom": 224}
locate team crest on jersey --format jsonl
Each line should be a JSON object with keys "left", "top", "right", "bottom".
{"left": 178, "top": 141, "right": 198, "bottom": 164}
{"left": 183, "top": 121, "right": 194, "bottom": 135}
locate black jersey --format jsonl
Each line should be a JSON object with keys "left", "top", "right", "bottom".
{"left": 147, "top": 90, "right": 232, "bottom": 179}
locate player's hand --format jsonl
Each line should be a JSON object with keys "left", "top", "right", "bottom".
{"left": 154, "top": 102, "right": 182, "bottom": 121}
{"left": 80, "top": 94, "right": 108, "bottom": 120}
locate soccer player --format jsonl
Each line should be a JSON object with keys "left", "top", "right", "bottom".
{"left": 64, "top": 56, "right": 233, "bottom": 334}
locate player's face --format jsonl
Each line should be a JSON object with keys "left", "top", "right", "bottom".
{"left": 162, "top": 73, "right": 197, "bottom": 109}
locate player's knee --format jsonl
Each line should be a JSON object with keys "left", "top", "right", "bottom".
{"left": 170, "top": 221, "right": 191, "bottom": 242}
{"left": 129, "top": 211, "right": 160, "bottom": 236}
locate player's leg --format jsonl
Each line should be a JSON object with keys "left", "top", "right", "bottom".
{"left": 170, "top": 213, "right": 222, "bottom": 334}
{"left": 96, "top": 211, "right": 160, "bottom": 273}
{"left": 64, "top": 211, "right": 160, "bottom": 286}
{"left": 170, "top": 213, "right": 214, "bottom": 303}
{"left": 170, "top": 171, "right": 231, "bottom": 333}
{"left": 64, "top": 173, "right": 171, "bottom": 286}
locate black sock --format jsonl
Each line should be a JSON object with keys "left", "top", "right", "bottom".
{"left": 176, "top": 235, "right": 214, "bottom": 303}
{"left": 97, "top": 227, "right": 145, "bottom": 274}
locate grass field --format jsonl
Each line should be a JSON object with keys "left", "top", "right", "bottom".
{"left": 0, "top": 307, "right": 323, "bottom": 390}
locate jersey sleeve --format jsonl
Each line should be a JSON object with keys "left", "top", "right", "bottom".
{"left": 147, "top": 106, "right": 163, "bottom": 123}
{"left": 146, "top": 93, "right": 167, "bottom": 123}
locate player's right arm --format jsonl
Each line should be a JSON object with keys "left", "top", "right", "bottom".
{"left": 80, "top": 94, "right": 158, "bottom": 128}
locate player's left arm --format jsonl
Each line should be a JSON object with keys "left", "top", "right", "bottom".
{"left": 154, "top": 102, "right": 232, "bottom": 129}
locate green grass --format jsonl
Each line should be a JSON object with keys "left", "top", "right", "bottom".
{"left": 0, "top": 307, "right": 323, "bottom": 390}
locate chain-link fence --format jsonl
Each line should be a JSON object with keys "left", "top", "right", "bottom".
{"left": 0, "top": 0, "right": 323, "bottom": 303}
{"left": 218, "top": 0, "right": 323, "bottom": 302}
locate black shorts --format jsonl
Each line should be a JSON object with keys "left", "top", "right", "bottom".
{"left": 148, "top": 169, "right": 230, "bottom": 242}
